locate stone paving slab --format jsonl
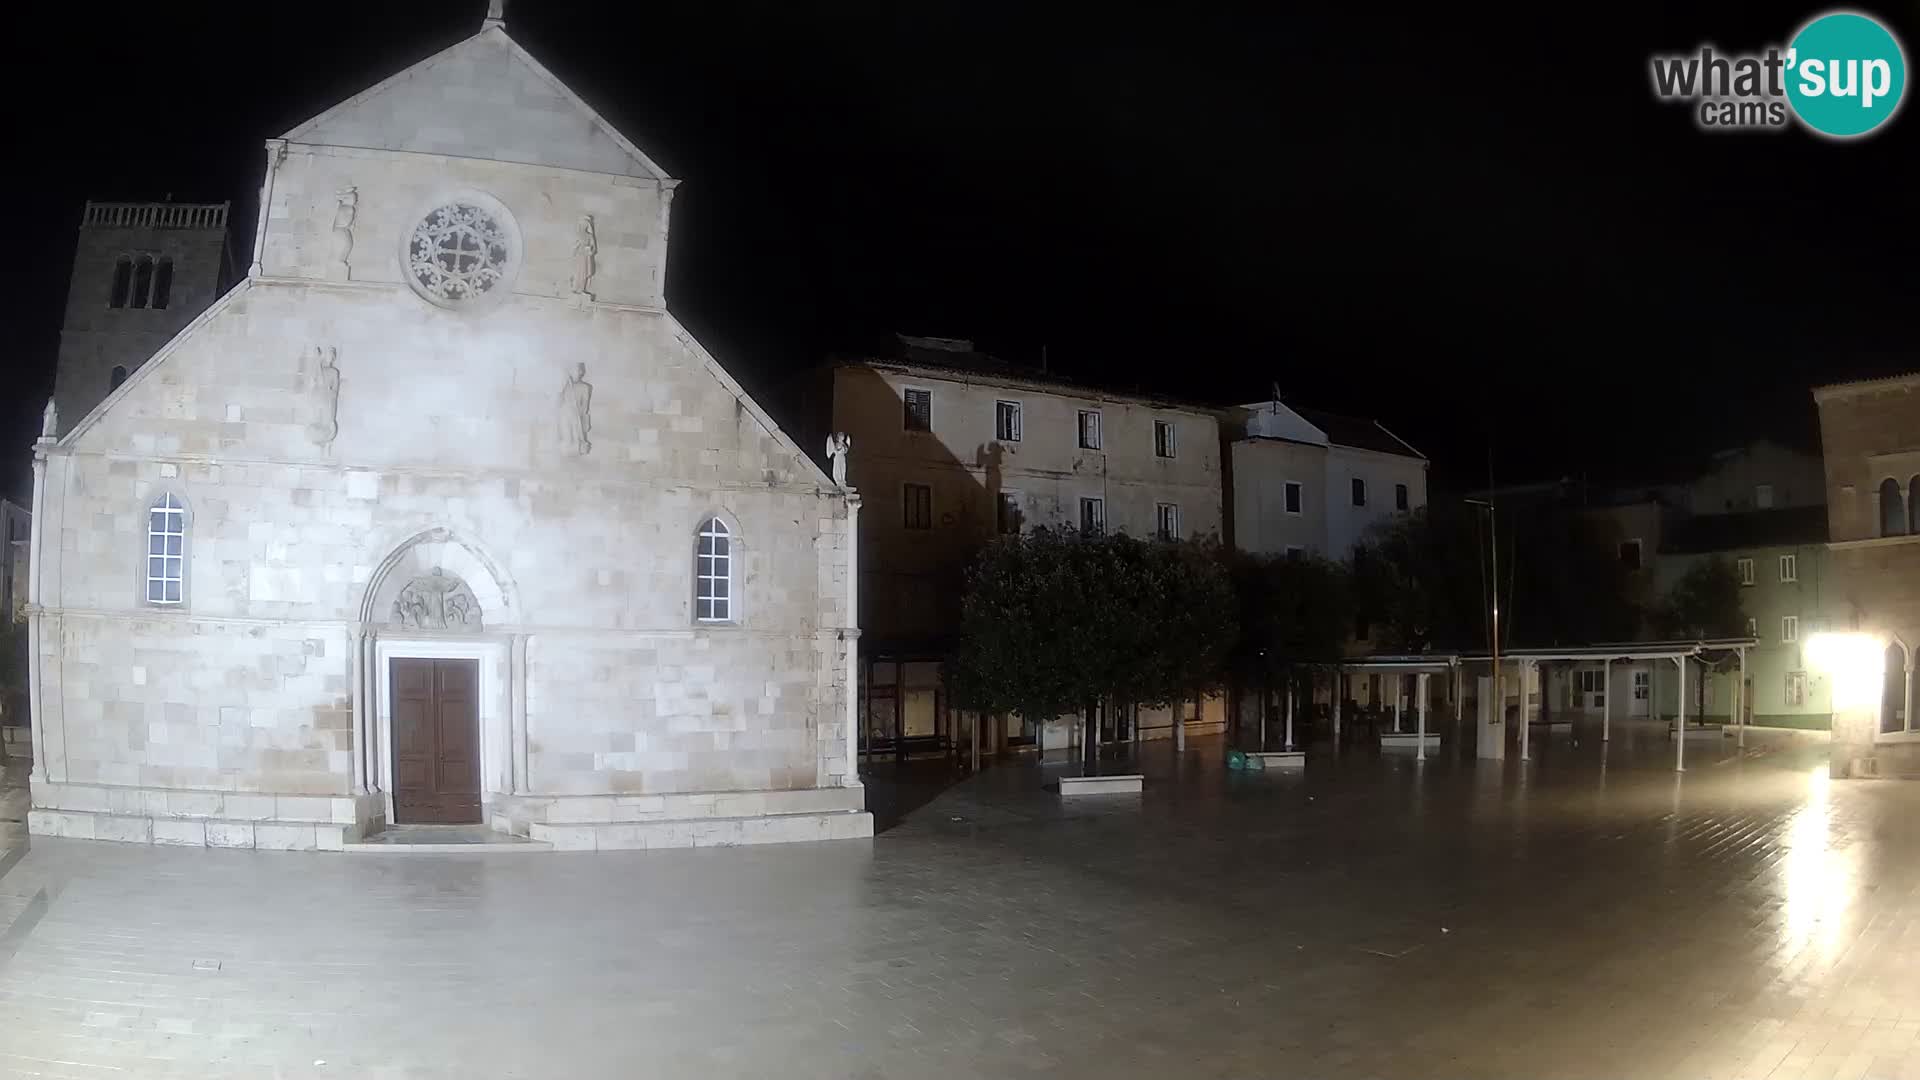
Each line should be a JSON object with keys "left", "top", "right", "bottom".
{"left": 1, "top": 725, "right": 1918, "bottom": 1078}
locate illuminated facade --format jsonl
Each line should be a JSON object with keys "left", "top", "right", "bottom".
{"left": 1811, "top": 372, "right": 1920, "bottom": 778}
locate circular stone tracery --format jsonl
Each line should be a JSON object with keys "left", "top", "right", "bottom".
{"left": 407, "top": 203, "right": 513, "bottom": 305}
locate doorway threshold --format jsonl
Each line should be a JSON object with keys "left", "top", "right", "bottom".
{"left": 344, "top": 824, "right": 552, "bottom": 854}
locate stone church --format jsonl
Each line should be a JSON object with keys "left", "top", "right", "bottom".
{"left": 23, "top": 6, "right": 870, "bottom": 850}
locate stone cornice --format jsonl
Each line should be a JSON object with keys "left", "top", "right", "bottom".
{"left": 1813, "top": 371, "right": 1920, "bottom": 402}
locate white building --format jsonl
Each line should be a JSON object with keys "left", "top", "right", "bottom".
{"left": 1228, "top": 394, "right": 1428, "bottom": 561}
{"left": 22, "top": 9, "right": 870, "bottom": 851}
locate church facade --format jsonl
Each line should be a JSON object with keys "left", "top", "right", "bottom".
{"left": 23, "top": 12, "right": 870, "bottom": 850}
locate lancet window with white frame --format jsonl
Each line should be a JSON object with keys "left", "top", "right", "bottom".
{"left": 146, "top": 493, "right": 186, "bottom": 604}
{"left": 695, "top": 516, "right": 734, "bottom": 622}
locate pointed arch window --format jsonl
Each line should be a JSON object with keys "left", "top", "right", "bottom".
{"left": 695, "top": 517, "right": 734, "bottom": 622}
{"left": 146, "top": 494, "right": 186, "bottom": 604}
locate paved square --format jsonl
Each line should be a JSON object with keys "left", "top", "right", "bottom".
{"left": 2, "top": 726, "right": 1917, "bottom": 1079}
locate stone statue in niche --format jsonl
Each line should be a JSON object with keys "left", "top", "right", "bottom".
{"left": 391, "top": 568, "right": 483, "bottom": 631}
{"left": 307, "top": 346, "right": 341, "bottom": 449}
{"left": 570, "top": 215, "right": 596, "bottom": 300}
{"left": 40, "top": 399, "right": 57, "bottom": 440}
{"left": 558, "top": 363, "right": 593, "bottom": 456}
{"left": 825, "top": 431, "right": 852, "bottom": 487}
{"left": 328, "top": 187, "right": 358, "bottom": 281}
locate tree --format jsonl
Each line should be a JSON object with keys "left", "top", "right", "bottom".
{"left": 1227, "top": 552, "right": 1351, "bottom": 743}
{"left": 1655, "top": 556, "right": 1747, "bottom": 723}
{"left": 1352, "top": 500, "right": 1642, "bottom": 653}
{"left": 948, "top": 528, "right": 1237, "bottom": 773}
{"left": 1350, "top": 503, "right": 1488, "bottom": 653}
{"left": 1656, "top": 556, "right": 1747, "bottom": 639}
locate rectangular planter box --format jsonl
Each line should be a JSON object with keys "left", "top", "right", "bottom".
{"left": 1058, "top": 774, "right": 1144, "bottom": 795}
{"left": 1246, "top": 751, "right": 1306, "bottom": 767}
{"left": 1379, "top": 733, "right": 1440, "bottom": 750}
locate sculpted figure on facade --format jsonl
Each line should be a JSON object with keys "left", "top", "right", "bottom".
{"left": 558, "top": 362, "right": 593, "bottom": 456}
{"left": 308, "top": 346, "right": 341, "bottom": 449}
{"left": 826, "top": 431, "right": 852, "bottom": 487}
{"left": 328, "top": 187, "right": 358, "bottom": 281}
{"left": 391, "top": 568, "right": 483, "bottom": 631}
{"left": 571, "top": 215, "right": 597, "bottom": 299}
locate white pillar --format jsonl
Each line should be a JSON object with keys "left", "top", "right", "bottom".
{"left": 361, "top": 632, "right": 381, "bottom": 792}
{"left": 510, "top": 633, "right": 530, "bottom": 794}
{"left": 1737, "top": 647, "right": 1747, "bottom": 748}
{"left": 843, "top": 493, "right": 863, "bottom": 788}
{"left": 1675, "top": 655, "right": 1687, "bottom": 772}
{"left": 1175, "top": 697, "right": 1188, "bottom": 753}
{"left": 1453, "top": 664, "right": 1464, "bottom": 747}
{"left": 249, "top": 140, "right": 287, "bottom": 278}
{"left": 1393, "top": 674, "right": 1403, "bottom": 733}
{"left": 24, "top": 444, "right": 51, "bottom": 784}
{"left": 1602, "top": 658, "right": 1612, "bottom": 743}
{"left": 1284, "top": 678, "right": 1296, "bottom": 751}
{"left": 1416, "top": 672, "right": 1429, "bottom": 761}
{"left": 347, "top": 626, "right": 366, "bottom": 794}
{"left": 1519, "top": 660, "right": 1531, "bottom": 762}
{"left": 970, "top": 710, "right": 980, "bottom": 772}
{"left": 1258, "top": 681, "right": 1267, "bottom": 752}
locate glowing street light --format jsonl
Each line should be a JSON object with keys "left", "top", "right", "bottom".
{"left": 1806, "top": 632, "right": 1885, "bottom": 710}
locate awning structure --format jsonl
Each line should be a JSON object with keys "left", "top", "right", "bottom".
{"left": 1334, "top": 638, "right": 1759, "bottom": 772}
{"left": 1451, "top": 637, "right": 1758, "bottom": 770}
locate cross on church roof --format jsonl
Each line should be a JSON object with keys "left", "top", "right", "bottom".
{"left": 484, "top": 0, "right": 507, "bottom": 28}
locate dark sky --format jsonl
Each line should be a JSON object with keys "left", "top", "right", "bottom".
{"left": 3, "top": 0, "right": 1914, "bottom": 500}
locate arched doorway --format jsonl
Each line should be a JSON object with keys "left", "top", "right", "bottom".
{"left": 356, "top": 529, "right": 520, "bottom": 827}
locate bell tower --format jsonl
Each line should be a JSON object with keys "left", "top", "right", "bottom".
{"left": 51, "top": 200, "right": 230, "bottom": 434}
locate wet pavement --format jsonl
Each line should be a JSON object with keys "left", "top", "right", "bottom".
{"left": 1, "top": 723, "right": 1916, "bottom": 1079}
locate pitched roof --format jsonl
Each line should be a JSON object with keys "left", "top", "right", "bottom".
{"left": 833, "top": 336, "right": 1220, "bottom": 414}
{"left": 1291, "top": 406, "right": 1425, "bottom": 459}
{"left": 1661, "top": 505, "right": 1829, "bottom": 554}
{"left": 280, "top": 24, "right": 672, "bottom": 180}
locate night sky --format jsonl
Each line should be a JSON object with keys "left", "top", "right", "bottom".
{"left": 3, "top": 0, "right": 1914, "bottom": 501}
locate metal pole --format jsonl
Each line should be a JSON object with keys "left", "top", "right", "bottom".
{"left": 1260, "top": 663, "right": 1269, "bottom": 752}
{"left": 1675, "top": 655, "right": 1687, "bottom": 772}
{"left": 1602, "top": 658, "right": 1612, "bottom": 743}
{"left": 1333, "top": 666, "right": 1343, "bottom": 750}
{"left": 1489, "top": 507, "right": 1501, "bottom": 752}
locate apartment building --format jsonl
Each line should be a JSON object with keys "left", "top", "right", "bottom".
{"left": 800, "top": 336, "right": 1225, "bottom": 754}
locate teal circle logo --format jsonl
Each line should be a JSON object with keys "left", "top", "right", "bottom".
{"left": 1785, "top": 11, "right": 1907, "bottom": 137}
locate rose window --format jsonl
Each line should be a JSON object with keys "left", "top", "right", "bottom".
{"left": 407, "top": 203, "right": 512, "bottom": 303}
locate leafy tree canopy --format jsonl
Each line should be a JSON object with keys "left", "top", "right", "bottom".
{"left": 947, "top": 528, "right": 1237, "bottom": 718}
{"left": 1656, "top": 556, "right": 1747, "bottom": 639}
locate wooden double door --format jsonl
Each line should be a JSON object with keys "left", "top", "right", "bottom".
{"left": 390, "top": 657, "right": 481, "bottom": 824}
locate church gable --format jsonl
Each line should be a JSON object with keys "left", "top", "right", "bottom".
{"left": 281, "top": 27, "right": 668, "bottom": 180}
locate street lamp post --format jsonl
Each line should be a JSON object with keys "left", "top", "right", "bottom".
{"left": 1464, "top": 498, "right": 1500, "bottom": 750}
